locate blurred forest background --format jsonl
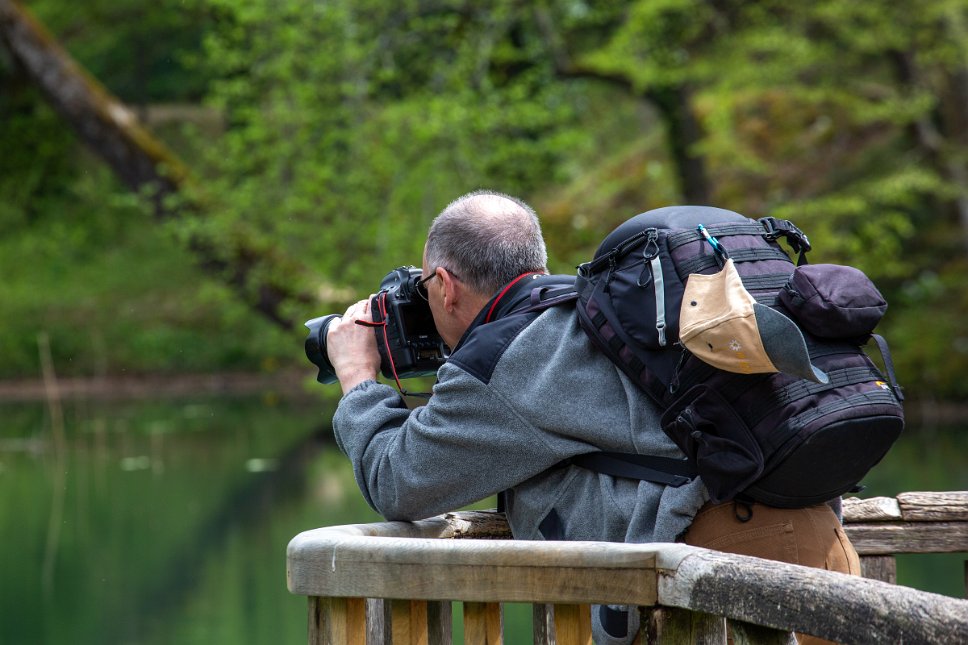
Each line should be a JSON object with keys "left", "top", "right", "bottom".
{"left": 2, "top": 0, "right": 967, "bottom": 404}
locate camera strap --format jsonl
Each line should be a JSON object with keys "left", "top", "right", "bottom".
{"left": 360, "top": 292, "right": 434, "bottom": 399}
{"left": 483, "top": 272, "right": 546, "bottom": 323}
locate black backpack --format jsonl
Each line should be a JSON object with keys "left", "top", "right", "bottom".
{"left": 545, "top": 205, "right": 904, "bottom": 508}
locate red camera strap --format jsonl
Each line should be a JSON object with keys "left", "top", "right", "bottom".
{"left": 483, "top": 272, "right": 544, "bottom": 324}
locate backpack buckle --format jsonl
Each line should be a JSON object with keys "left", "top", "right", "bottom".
{"left": 760, "top": 217, "right": 812, "bottom": 252}
{"left": 760, "top": 217, "right": 812, "bottom": 265}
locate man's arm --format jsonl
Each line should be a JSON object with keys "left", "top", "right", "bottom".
{"left": 333, "top": 362, "right": 578, "bottom": 521}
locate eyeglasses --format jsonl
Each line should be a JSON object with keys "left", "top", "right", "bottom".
{"left": 416, "top": 267, "right": 461, "bottom": 301}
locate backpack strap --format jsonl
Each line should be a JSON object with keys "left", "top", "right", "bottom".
{"left": 870, "top": 333, "right": 905, "bottom": 401}
{"left": 565, "top": 452, "right": 697, "bottom": 487}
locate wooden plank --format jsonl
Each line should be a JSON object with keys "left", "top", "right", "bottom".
{"left": 898, "top": 491, "right": 968, "bottom": 521}
{"left": 552, "top": 604, "right": 592, "bottom": 645}
{"left": 391, "top": 599, "right": 429, "bottom": 645}
{"left": 309, "top": 597, "right": 324, "bottom": 645}
{"left": 648, "top": 607, "right": 726, "bottom": 644}
{"left": 845, "top": 521, "right": 968, "bottom": 554}
{"left": 347, "top": 598, "right": 367, "bottom": 644}
{"left": 289, "top": 536, "right": 659, "bottom": 605}
{"left": 427, "top": 600, "right": 452, "bottom": 645}
{"left": 366, "top": 598, "right": 391, "bottom": 645}
{"left": 860, "top": 556, "right": 897, "bottom": 584}
{"left": 842, "top": 496, "right": 902, "bottom": 522}
{"left": 294, "top": 560, "right": 656, "bottom": 606}
{"left": 658, "top": 546, "right": 968, "bottom": 643}
{"left": 532, "top": 604, "right": 554, "bottom": 645}
{"left": 308, "top": 597, "right": 366, "bottom": 645}
{"left": 463, "top": 602, "right": 502, "bottom": 644}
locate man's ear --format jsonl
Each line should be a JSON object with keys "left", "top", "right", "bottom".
{"left": 439, "top": 268, "right": 460, "bottom": 313}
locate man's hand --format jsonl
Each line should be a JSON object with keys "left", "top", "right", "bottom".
{"left": 327, "top": 297, "right": 382, "bottom": 394}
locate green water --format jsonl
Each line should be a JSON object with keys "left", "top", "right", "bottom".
{"left": 0, "top": 395, "right": 964, "bottom": 644}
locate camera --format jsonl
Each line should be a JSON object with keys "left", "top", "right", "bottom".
{"left": 304, "top": 266, "right": 449, "bottom": 384}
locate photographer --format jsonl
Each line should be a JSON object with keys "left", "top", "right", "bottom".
{"left": 324, "top": 190, "right": 857, "bottom": 645}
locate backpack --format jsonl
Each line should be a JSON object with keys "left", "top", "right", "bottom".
{"left": 545, "top": 205, "right": 904, "bottom": 508}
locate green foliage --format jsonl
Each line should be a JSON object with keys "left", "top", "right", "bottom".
{"left": 3, "top": 0, "right": 968, "bottom": 398}
{"left": 28, "top": 0, "right": 215, "bottom": 102}
{"left": 192, "top": 0, "right": 592, "bottom": 305}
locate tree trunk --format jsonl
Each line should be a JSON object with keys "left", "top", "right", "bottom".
{"left": 0, "top": 0, "right": 314, "bottom": 329}
{"left": 645, "top": 84, "right": 712, "bottom": 205}
{"left": 533, "top": 5, "right": 713, "bottom": 205}
{"left": 890, "top": 47, "right": 968, "bottom": 256}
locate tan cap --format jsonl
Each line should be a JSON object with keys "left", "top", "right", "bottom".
{"left": 679, "top": 259, "right": 828, "bottom": 383}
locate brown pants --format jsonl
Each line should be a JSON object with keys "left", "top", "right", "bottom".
{"left": 682, "top": 501, "right": 861, "bottom": 645}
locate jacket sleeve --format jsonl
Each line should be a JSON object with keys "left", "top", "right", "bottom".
{"left": 332, "top": 362, "right": 578, "bottom": 521}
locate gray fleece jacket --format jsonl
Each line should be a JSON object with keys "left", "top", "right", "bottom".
{"left": 332, "top": 275, "right": 708, "bottom": 545}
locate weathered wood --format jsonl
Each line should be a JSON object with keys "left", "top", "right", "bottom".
{"left": 291, "top": 500, "right": 968, "bottom": 644}
{"left": 444, "top": 512, "right": 514, "bottom": 539}
{"left": 845, "top": 520, "right": 968, "bottom": 554}
{"left": 656, "top": 545, "right": 968, "bottom": 644}
{"left": 552, "top": 604, "right": 592, "bottom": 645}
{"left": 308, "top": 597, "right": 366, "bottom": 645}
{"left": 366, "top": 599, "right": 391, "bottom": 645}
{"left": 309, "top": 597, "right": 324, "bottom": 645}
{"left": 427, "top": 601, "right": 451, "bottom": 645}
{"left": 897, "top": 491, "right": 968, "bottom": 521}
{"left": 464, "top": 602, "right": 502, "bottom": 644}
{"left": 312, "top": 512, "right": 511, "bottom": 541}
{"left": 533, "top": 604, "right": 554, "bottom": 645}
{"left": 647, "top": 607, "right": 726, "bottom": 644}
{"left": 288, "top": 533, "right": 659, "bottom": 606}
{"left": 728, "top": 621, "right": 796, "bottom": 645}
{"left": 860, "top": 555, "right": 897, "bottom": 584}
{"left": 842, "top": 496, "right": 902, "bottom": 522}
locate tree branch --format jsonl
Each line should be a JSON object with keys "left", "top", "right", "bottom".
{"left": 0, "top": 0, "right": 315, "bottom": 329}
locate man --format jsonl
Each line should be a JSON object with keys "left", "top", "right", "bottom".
{"left": 326, "top": 190, "right": 858, "bottom": 644}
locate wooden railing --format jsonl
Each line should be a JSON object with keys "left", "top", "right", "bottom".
{"left": 287, "top": 492, "right": 968, "bottom": 643}
{"left": 842, "top": 492, "right": 968, "bottom": 589}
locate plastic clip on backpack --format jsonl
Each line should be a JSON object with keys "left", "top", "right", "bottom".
{"left": 563, "top": 205, "right": 904, "bottom": 508}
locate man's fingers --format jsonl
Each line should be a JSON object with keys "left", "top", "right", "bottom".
{"left": 343, "top": 298, "right": 366, "bottom": 320}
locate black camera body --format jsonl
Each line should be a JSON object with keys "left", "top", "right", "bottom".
{"left": 304, "top": 266, "right": 448, "bottom": 384}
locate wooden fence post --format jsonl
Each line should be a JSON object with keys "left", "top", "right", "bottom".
{"left": 552, "top": 604, "right": 592, "bottom": 645}
{"left": 860, "top": 555, "right": 897, "bottom": 584}
{"left": 533, "top": 604, "right": 555, "bottom": 644}
{"left": 464, "top": 602, "right": 503, "bottom": 644}
{"left": 646, "top": 607, "right": 726, "bottom": 644}
{"left": 308, "top": 597, "right": 366, "bottom": 645}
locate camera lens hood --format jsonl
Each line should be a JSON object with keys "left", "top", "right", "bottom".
{"left": 304, "top": 314, "right": 342, "bottom": 384}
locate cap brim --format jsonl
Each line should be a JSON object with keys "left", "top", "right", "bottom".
{"left": 752, "top": 303, "right": 829, "bottom": 384}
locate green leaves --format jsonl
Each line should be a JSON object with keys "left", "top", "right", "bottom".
{"left": 4, "top": 0, "right": 968, "bottom": 397}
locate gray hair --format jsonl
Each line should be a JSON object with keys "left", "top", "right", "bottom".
{"left": 426, "top": 190, "right": 548, "bottom": 297}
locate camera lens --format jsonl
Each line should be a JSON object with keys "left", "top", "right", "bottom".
{"left": 304, "top": 314, "right": 342, "bottom": 384}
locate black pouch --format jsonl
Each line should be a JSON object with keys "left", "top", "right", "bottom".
{"left": 660, "top": 385, "right": 763, "bottom": 504}
{"left": 779, "top": 264, "right": 887, "bottom": 340}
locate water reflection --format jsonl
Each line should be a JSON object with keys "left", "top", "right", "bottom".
{"left": 0, "top": 397, "right": 964, "bottom": 644}
{"left": 0, "top": 396, "right": 379, "bottom": 645}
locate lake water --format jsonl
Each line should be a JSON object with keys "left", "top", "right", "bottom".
{"left": 1, "top": 393, "right": 965, "bottom": 644}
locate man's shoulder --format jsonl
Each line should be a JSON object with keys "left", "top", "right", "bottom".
{"left": 447, "top": 304, "right": 575, "bottom": 385}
